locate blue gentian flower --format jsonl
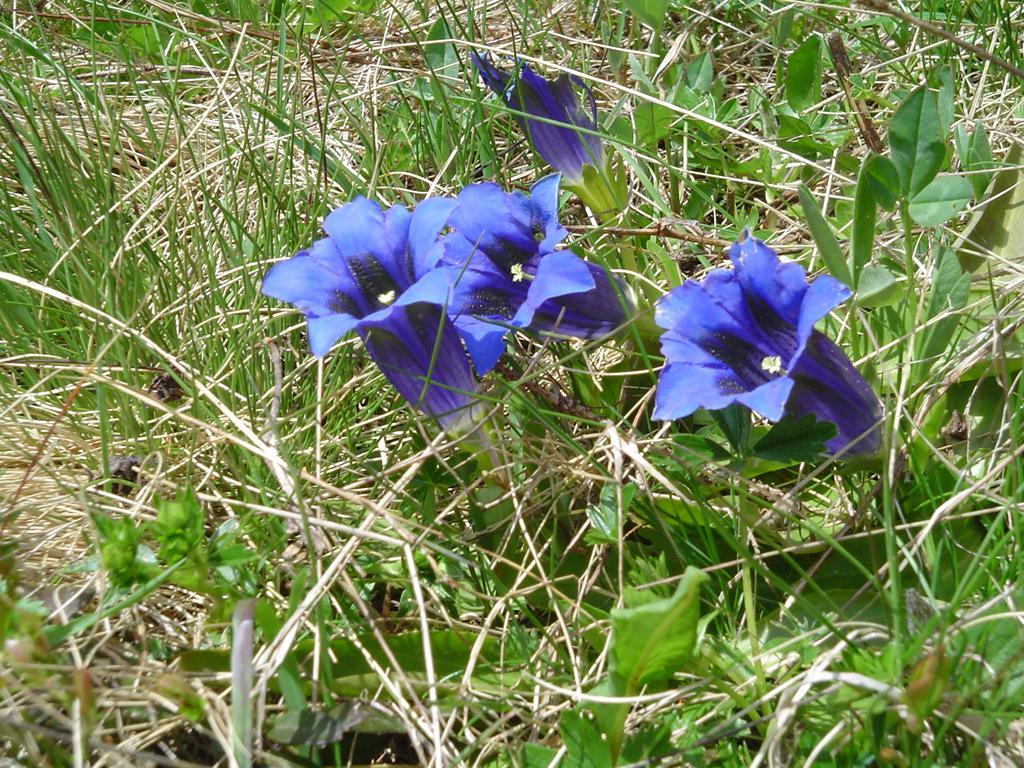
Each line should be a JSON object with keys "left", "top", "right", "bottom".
{"left": 437, "top": 174, "right": 632, "bottom": 374}
{"left": 471, "top": 52, "right": 603, "bottom": 183}
{"left": 653, "top": 235, "right": 881, "bottom": 456}
{"left": 261, "top": 196, "right": 480, "bottom": 431}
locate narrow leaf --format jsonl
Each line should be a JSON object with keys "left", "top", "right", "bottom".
{"left": 965, "top": 122, "right": 995, "bottom": 200}
{"left": 799, "top": 185, "right": 853, "bottom": 287}
{"left": 268, "top": 704, "right": 403, "bottom": 745}
{"left": 916, "top": 247, "right": 970, "bottom": 365}
{"left": 850, "top": 161, "right": 878, "bottom": 282}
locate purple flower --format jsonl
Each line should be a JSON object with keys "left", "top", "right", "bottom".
{"left": 436, "top": 174, "right": 632, "bottom": 374}
{"left": 471, "top": 52, "right": 603, "bottom": 182}
{"left": 261, "top": 196, "right": 479, "bottom": 431}
{"left": 653, "top": 235, "right": 881, "bottom": 456}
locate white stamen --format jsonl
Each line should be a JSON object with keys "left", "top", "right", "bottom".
{"left": 761, "top": 355, "right": 784, "bottom": 375}
{"left": 377, "top": 289, "right": 396, "bottom": 305}
{"left": 510, "top": 263, "right": 526, "bottom": 282}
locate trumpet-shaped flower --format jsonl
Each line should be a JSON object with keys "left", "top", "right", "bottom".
{"left": 653, "top": 235, "right": 881, "bottom": 455}
{"left": 471, "top": 53, "right": 603, "bottom": 183}
{"left": 437, "top": 174, "right": 632, "bottom": 374}
{"left": 261, "top": 196, "right": 479, "bottom": 430}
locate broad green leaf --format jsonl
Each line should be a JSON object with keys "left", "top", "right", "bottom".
{"left": 268, "top": 704, "right": 404, "bottom": 745}
{"left": 584, "top": 482, "right": 636, "bottom": 545}
{"left": 609, "top": 566, "right": 707, "bottom": 690}
{"left": 889, "top": 86, "right": 945, "bottom": 198}
{"left": 686, "top": 51, "right": 714, "bottom": 92}
{"left": 903, "top": 648, "right": 951, "bottom": 724}
{"left": 954, "top": 144, "right": 1023, "bottom": 272}
{"left": 623, "top": 0, "right": 668, "bottom": 31}
{"left": 520, "top": 744, "right": 560, "bottom": 767}
{"left": 786, "top": 35, "right": 822, "bottom": 112}
{"left": 587, "top": 677, "right": 630, "bottom": 761}
{"left": 424, "top": 18, "right": 456, "bottom": 75}
{"left": 560, "top": 709, "right": 614, "bottom": 768}
{"left": 856, "top": 265, "right": 904, "bottom": 308}
{"left": 916, "top": 247, "right": 970, "bottom": 365}
{"left": 752, "top": 413, "right": 837, "bottom": 462}
{"left": 776, "top": 7, "right": 797, "bottom": 46}
{"left": 778, "top": 113, "right": 831, "bottom": 159}
{"left": 908, "top": 174, "right": 972, "bottom": 226}
{"left": 863, "top": 154, "right": 901, "bottom": 211}
{"left": 712, "top": 403, "right": 751, "bottom": 456}
{"left": 635, "top": 101, "right": 674, "bottom": 147}
{"left": 798, "top": 185, "right": 854, "bottom": 287}
{"left": 850, "top": 161, "right": 878, "bottom": 282}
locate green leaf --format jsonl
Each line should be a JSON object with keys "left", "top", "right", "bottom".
{"left": 862, "top": 154, "right": 901, "bottom": 211}
{"left": 584, "top": 483, "right": 636, "bottom": 545}
{"left": 908, "top": 174, "right": 972, "bottom": 226}
{"left": 798, "top": 185, "right": 853, "bottom": 287}
{"left": 850, "top": 161, "right": 878, "bottom": 282}
{"left": 635, "top": 101, "right": 674, "bottom": 147}
{"left": 154, "top": 487, "right": 205, "bottom": 566}
{"left": 712, "top": 403, "right": 751, "bottom": 456}
{"left": 267, "top": 704, "right": 403, "bottom": 745}
{"left": 521, "top": 744, "right": 560, "bottom": 767}
{"left": 856, "top": 265, "right": 905, "bottom": 308}
{"left": 954, "top": 144, "right": 1023, "bottom": 272}
{"left": 964, "top": 122, "right": 995, "bottom": 200}
{"left": 916, "top": 247, "right": 970, "bottom": 365}
{"left": 587, "top": 677, "right": 630, "bottom": 761}
{"left": 424, "top": 17, "right": 456, "bottom": 75}
{"left": 786, "top": 35, "right": 822, "bottom": 112}
{"left": 889, "top": 86, "right": 946, "bottom": 199}
{"left": 609, "top": 566, "right": 707, "bottom": 691}
{"left": 935, "top": 66, "right": 954, "bottom": 136}
{"left": 623, "top": 0, "right": 668, "bottom": 31}
{"left": 561, "top": 710, "right": 614, "bottom": 768}
{"left": 752, "top": 413, "right": 837, "bottom": 462}
{"left": 686, "top": 52, "right": 713, "bottom": 92}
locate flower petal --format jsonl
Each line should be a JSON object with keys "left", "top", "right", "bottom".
{"left": 453, "top": 315, "right": 510, "bottom": 375}
{"left": 471, "top": 52, "right": 511, "bottom": 97}
{"left": 261, "top": 238, "right": 362, "bottom": 317}
{"left": 527, "top": 173, "right": 568, "bottom": 253}
{"left": 323, "top": 199, "right": 414, "bottom": 290}
{"left": 446, "top": 183, "right": 538, "bottom": 266}
{"left": 409, "top": 196, "right": 458, "bottom": 275}
{"left": 728, "top": 236, "right": 808, "bottom": 326}
{"left": 512, "top": 250, "right": 595, "bottom": 328}
{"left": 788, "top": 331, "right": 882, "bottom": 455}
{"left": 797, "top": 275, "right": 852, "bottom": 343}
{"left": 736, "top": 376, "right": 795, "bottom": 422}
{"left": 359, "top": 303, "right": 479, "bottom": 430}
{"left": 307, "top": 313, "right": 359, "bottom": 357}
{"left": 513, "top": 65, "right": 603, "bottom": 179}
{"left": 652, "top": 361, "right": 740, "bottom": 421}
{"left": 519, "top": 256, "right": 630, "bottom": 338}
